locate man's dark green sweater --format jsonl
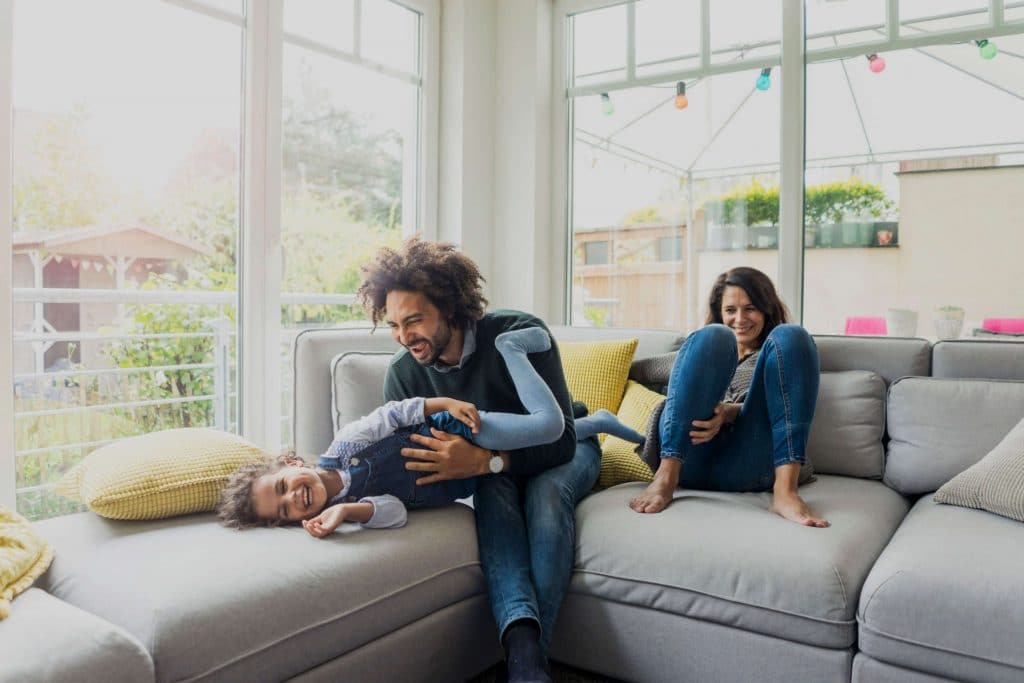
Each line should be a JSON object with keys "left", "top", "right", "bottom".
{"left": 383, "top": 310, "right": 576, "bottom": 479}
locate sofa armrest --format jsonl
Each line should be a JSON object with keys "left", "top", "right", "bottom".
{"left": 0, "top": 588, "right": 154, "bottom": 683}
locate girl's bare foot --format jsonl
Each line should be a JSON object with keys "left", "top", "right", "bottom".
{"left": 629, "top": 459, "right": 681, "bottom": 514}
{"left": 770, "top": 491, "right": 830, "bottom": 527}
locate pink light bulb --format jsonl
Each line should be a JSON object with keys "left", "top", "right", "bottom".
{"left": 868, "top": 54, "right": 886, "bottom": 73}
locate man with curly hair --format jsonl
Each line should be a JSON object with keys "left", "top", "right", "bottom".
{"left": 357, "top": 237, "right": 601, "bottom": 683}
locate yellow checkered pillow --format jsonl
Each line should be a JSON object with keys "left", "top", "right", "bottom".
{"left": 598, "top": 381, "right": 665, "bottom": 489}
{"left": 559, "top": 338, "right": 638, "bottom": 417}
{"left": 0, "top": 506, "right": 54, "bottom": 620}
{"left": 56, "top": 428, "right": 265, "bottom": 521}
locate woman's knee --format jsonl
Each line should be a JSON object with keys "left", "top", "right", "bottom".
{"left": 767, "top": 324, "right": 815, "bottom": 350}
{"left": 684, "top": 324, "right": 737, "bottom": 364}
{"left": 765, "top": 324, "right": 820, "bottom": 373}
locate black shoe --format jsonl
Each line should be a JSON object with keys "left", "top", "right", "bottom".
{"left": 571, "top": 400, "right": 589, "bottom": 419}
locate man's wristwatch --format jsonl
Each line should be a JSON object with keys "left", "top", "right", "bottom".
{"left": 487, "top": 449, "right": 504, "bottom": 474}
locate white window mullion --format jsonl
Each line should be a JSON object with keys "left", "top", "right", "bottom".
{"left": 418, "top": 1, "right": 440, "bottom": 238}
{"left": 991, "top": 0, "right": 1005, "bottom": 25}
{"left": 241, "top": 0, "right": 283, "bottom": 450}
{"left": 625, "top": 1, "right": 635, "bottom": 79}
{"left": 700, "top": 0, "right": 711, "bottom": 70}
{"left": 1, "top": 0, "right": 15, "bottom": 508}
{"left": 887, "top": 0, "right": 899, "bottom": 42}
{"left": 778, "top": 0, "right": 806, "bottom": 322}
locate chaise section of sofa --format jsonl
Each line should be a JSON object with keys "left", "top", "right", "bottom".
{"left": 854, "top": 373, "right": 1024, "bottom": 683}
{"left": 33, "top": 504, "right": 499, "bottom": 683}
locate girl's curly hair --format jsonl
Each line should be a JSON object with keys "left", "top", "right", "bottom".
{"left": 217, "top": 453, "right": 295, "bottom": 529}
{"left": 356, "top": 236, "right": 488, "bottom": 330}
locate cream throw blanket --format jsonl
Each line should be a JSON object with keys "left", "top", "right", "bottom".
{"left": 0, "top": 505, "right": 54, "bottom": 619}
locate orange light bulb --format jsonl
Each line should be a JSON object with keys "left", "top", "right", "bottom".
{"left": 675, "top": 94, "right": 689, "bottom": 109}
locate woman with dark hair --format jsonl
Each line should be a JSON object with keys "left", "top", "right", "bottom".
{"left": 630, "top": 266, "right": 828, "bottom": 527}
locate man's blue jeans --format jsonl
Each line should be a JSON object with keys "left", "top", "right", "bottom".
{"left": 659, "top": 324, "right": 819, "bottom": 492}
{"left": 473, "top": 437, "right": 601, "bottom": 654}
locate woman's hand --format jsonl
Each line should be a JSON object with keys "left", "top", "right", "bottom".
{"left": 690, "top": 403, "right": 742, "bottom": 444}
{"left": 690, "top": 403, "right": 723, "bottom": 444}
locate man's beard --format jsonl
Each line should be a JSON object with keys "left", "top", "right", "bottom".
{"left": 409, "top": 322, "right": 453, "bottom": 366}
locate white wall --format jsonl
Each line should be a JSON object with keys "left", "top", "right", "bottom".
{"left": 438, "top": 0, "right": 496, "bottom": 285}
{"left": 439, "top": 0, "right": 556, "bottom": 319}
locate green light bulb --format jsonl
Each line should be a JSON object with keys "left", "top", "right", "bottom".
{"left": 979, "top": 39, "right": 998, "bottom": 60}
{"left": 600, "top": 93, "right": 614, "bottom": 116}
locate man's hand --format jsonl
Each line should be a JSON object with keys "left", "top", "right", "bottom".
{"left": 402, "top": 428, "right": 489, "bottom": 484}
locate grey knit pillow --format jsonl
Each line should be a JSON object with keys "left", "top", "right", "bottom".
{"left": 934, "top": 415, "right": 1024, "bottom": 522}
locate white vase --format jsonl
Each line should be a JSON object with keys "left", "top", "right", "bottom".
{"left": 934, "top": 308, "right": 965, "bottom": 340}
{"left": 886, "top": 309, "right": 919, "bottom": 337}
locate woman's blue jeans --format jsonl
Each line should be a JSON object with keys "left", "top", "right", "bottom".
{"left": 659, "top": 324, "right": 819, "bottom": 492}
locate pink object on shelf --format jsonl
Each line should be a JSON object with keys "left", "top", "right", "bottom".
{"left": 981, "top": 318, "right": 1024, "bottom": 334}
{"left": 844, "top": 316, "right": 887, "bottom": 336}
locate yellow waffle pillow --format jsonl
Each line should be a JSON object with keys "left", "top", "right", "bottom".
{"left": 598, "top": 380, "right": 666, "bottom": 489}
{"left": 55, "top": 428, "right": 265, "bottom": 521}
{"left": 0, "top": 506, "right": 54, "bottom": 620}
{"left": 559, "top": 338, "right": 639, "bottom": 418}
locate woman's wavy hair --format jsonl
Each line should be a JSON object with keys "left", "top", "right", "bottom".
{"left": 705, "top": 267, "right": 790, "bottom": 347}
{"left": 356, "top": 236, "right": 488, "bottom": 330}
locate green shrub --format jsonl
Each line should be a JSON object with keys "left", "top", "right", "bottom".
{"left": 703, "top": 179, "right": 893, "bottom": 226}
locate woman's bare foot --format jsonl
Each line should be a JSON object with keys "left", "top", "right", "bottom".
{"left": 629, "top": 459, "right": 681, "bottom": 514}
{"left": 770, "top": 491, "right": 830, "bottom": 527}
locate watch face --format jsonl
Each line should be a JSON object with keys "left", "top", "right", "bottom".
{"left": 489, "top": 456, "right": 503, "bottom": 474}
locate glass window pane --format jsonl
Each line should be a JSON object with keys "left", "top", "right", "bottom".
{"left": 710, "top": 0, "right": 780, "bottom": 65}
{"left": 899, "top": 0, "right": 988, "bottom": 36}
{"left": 803, "top": 36, "right": 1024, "bottom": 340}
{"left": 281, "top": 32, "right": 420, "bottom": 446}
{"left": 806, "top": 0, "right": 886, "bottom": 52}
{"left": 360, "top": 0, "right": 420, "bottom": 76}
{"left": 196, "top": 0, "right": 244, "bottom": 18}
{"left": 284, "top": 0, "right": 355, "bottom": 52}
{"left": 11, "top": 0, "right": 242, "bottom": 520}
{"left": 568, "top": 62, "right": 783, "bottom": 330}
{"left": 572, "top": 4, "right": 628, "bottom": 87}
{"left": 635, "top": 0, "right": 700, "bottom": 77}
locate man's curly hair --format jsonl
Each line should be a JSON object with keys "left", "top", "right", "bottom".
{"left": 217, "top": 454, "right": 294, "bottom": 529}
{"left": 356, "top": 236, "right": 488, "bottom": 330}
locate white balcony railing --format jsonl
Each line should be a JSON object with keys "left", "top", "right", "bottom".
{"left": 11, "top": 286, "right": 359, "bottom": 519}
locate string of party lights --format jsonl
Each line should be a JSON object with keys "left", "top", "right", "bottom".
{"left": 597, "top": 38, "right": 998, "bottom": 116}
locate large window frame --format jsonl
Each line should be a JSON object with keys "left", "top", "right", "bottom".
{"left": 552, "top": 0, "right": 1024, "bottom": 327}
{"left": 0, "top": 0, "right": 440, "bottom": 509}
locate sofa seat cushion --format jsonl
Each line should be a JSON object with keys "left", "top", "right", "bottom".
{"left": 858, "top": 496, "right": 1024, "bottom": 683}
{"left": 36, "top": 505, "right": 488, "bottom": 683}
{"left": 570, "top": 475, "right": 909, "bottom": 649}
{"left": 0, "top": 588, "right": 154, "bottom": 683}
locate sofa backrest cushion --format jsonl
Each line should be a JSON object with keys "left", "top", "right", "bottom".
{"left": 305, "top": 326, "right": 683, "bottom": 458}
{"left": 932, "top": 340, "right": 1024, "bottom": 380}
{"left": 294, "top": 328, "right": 398, "bottom": 459}
{"left": 813, "top": 335, "right": 931, "bottom": 385}
{"left": 807, "top": 371, "right": 886, "bottom": 479}
{"left": 548, "top": 325, "right": 683, "bottom": 361}
{"left": 884, "top": 377, "right": 1024, "bottom": 495}
{"left": 331, "top": 352, "right": 394, "bottom": 438}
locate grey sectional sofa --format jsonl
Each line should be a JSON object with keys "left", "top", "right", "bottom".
{"left": 3, "top": 328, "right": 1022, "bottom": 683}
